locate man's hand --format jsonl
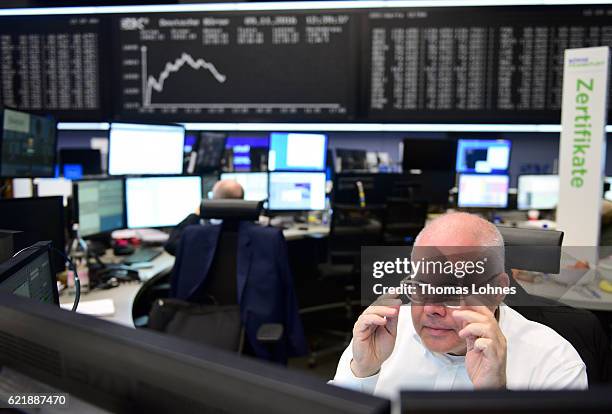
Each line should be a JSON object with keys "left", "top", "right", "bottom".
{"left": 452, "top": 306, "right": 507, "bottom": 389}
{"left": 351, "top": 297, "right": 402, "bottom": 378}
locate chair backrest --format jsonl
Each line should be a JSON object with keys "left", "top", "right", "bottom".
{"left": 200, "top": 199, "right": 263, "bottom": 221}
{"left": 497, "top": 225, "right": 563, "bottom": 274}
{"left": 496, "top": 226, "right": 610, "bottom": 384}
{"left": 195, "top": 199, "right": 262, "bottom": 305}
{"left": 329, "top": 203, "right": 383, "bottom": 263}
{"left": 200, "top": 221, "right": 239, "bottom": 306}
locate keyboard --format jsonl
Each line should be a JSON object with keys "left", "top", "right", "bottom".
{"left": 121, "top": 248, "right": 162, "bottom": 265}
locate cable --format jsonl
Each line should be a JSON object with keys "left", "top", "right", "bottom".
{"left": 11, "top": 244, "right": 80, "bottom": 312}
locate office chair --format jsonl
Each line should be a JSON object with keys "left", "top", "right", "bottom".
{"left": 382, "top": 198, "right": 428, "bottom": 245}
{"left": 497, "top": 225, "right": 611, "bottom": 384}
{"left": 304, "top": 203, "right": 384, "bottom": 366}
{"left": 158, "top": 199, "right": 306, "bottom": 364}
{"left": 132, "top": 268, "right": 172, "bottom": 328}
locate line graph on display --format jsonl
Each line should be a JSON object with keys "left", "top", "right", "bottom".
{"left": 141, "top": 46, "right": 227, "bottom": 107}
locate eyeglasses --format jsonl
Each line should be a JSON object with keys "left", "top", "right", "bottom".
{"left": 400, "top": 279, "right": 496, "bottom": 308}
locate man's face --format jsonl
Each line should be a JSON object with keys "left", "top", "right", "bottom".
{"left": 410, "top": 304, "right": 466, "bottom": 354}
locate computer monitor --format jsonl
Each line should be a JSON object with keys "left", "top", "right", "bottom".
{"left": 194, "top": 132, "right": 227, "bottom": 173}
{"left": 335, "top": 148, "right": 367, "bottom": 172}
{"left": 58, "top": 148, "right": 102, "bottom": 178}
{"left": 458, "top": 174, "right": 509, "bottom": 208}
{"left": 268, "top": 172, "right": 326, "bottom": 211}
{"left": 402, "top": 138, "right": 456, "bottom": 172}
{"left": 126, "top": 176, "right": 202, "bottom": 229}
{"left": 220, "top": 172, "right": 268, "bottom": 201}
{"left": 517, "top": 175, "right": 560, "bottom": 210}
{"left": 0, "top": 293, "right": 390, "bottom": 414}
{"left": 456, "top": 139, "right": 511, "bottom": 174}
{"left": 108, "top": 122, "right": 184, "bottom": 175}
{"left": 268, "top": 132, "right": 327, "bottom": 171}
{"left": 0, "top": 196, "right": 65, "bottom": 271}
{"left": 0, "top": 241, "right": 58, "bottom": 305}
{"left": 202, "top": 173, "right": 219, "bottom": 200}
{"left": 0, "top": 108, "right": 57, "bottom": 178}
{"left": 401, "top": 390, "right": 611, "bottom": 414}
{"left": 33, "top": 177, "right": 72, "bottom": 206}
{"left": 184, "top": 132, "right": 198, "bottom": 154}
{"left": 73, "top": 178, "right": 125, "bottom": 238}
{"left": 225, "top": 135, "right": 269, "bottom": 172}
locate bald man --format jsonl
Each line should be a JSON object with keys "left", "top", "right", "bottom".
{"left": 331, "top": 212, "right": 586, "bottom": 398}
{"left": 211, "top": 179, "right": 244, "bottom": 202}
{"left": 165, "top": 179, "right": 244, "bottom": 255}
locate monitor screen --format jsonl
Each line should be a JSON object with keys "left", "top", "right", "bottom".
{"left": 0, "top": 196, "right": 65, "bottom": 271}
{"left": 268, "top": 172, "right": 326, "bottom": 211}
{"left": 1, "top": 108, "right": 56, "bottom": 178}
{"left": 225, "top": 135, "right": 269, "bottom": 172}
{"left": 74, "top": 179, "right": 125, "bottom": 238}
{"left": 195, "top": 132, "right": 227, "bottom": 173}
{"left": 126, "top": 176, "right": 202, "bottom": 228}
{"left": 268, "top": 132, "right": 327, "bottom": 171}
{"left": 59, "top": 148, "right": 102, "bottom": 177}
{"left": 0, "top": 242, "right": 58, "bottom": 305}
{"left": 518, "top": 175, "right": 560, "bottom": 210}
{"left": 456, "top": 139, "right": 511, "bottom": 174}
{"left": 33, "top": 178, "right": 72, "bottom": 206}
{"left": 219, "top": 172, "right": 268, "bottom": 201}
{"left": 108, "top": 122, "right": 184, "bottom": 175}
{"left": 336, "top": 148, "right": 367, "bottom": 172}
{"left": 458, "top": 174, "right": 509, "bottom": 208}
{"left": 402, "top": 138, "right": 456, "bottom": 172}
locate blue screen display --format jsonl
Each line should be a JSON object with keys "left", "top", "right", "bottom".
{"left": 456, "top": 139, "right": 511, "bottom": 174}
{"left": 268, "top": 132, "right": 327, "bottom": 172}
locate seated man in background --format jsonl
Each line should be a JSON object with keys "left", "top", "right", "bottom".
{"left": 165, "top": 179, "right": 244, "bottom": 255}
{"left": 331, "top": 212, "right": 586, "bottom": 399}
{"left": 168, "top": 178, "right": 307, "bottom": 362}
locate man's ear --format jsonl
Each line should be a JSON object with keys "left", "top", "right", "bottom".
{"left": 495, "top": 272, "right": 510, "bottom": 305}
{"left": 498, "top": 272, "right": 510, "bottom": 288}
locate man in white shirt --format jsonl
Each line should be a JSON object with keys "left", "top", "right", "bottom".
{"left": 332, "top": 212, "right": 587, "bottom": 399}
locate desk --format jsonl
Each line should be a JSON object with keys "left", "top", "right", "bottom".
{"left": 518, "top": 275, "right": 612, "bottom": 312}
{"left": 59, "top": 251, "right": 175, "bottom": 327}
{"left": 283, "top": 224, "right": 329, "bottom": 241}
{"left": 60, "top": 225, "right": 330, "bottom": 327}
